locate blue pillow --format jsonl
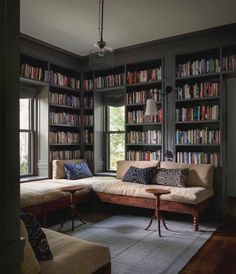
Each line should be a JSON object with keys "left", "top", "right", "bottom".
{"left": 20, "top": 212, "right": 53, "bottom": 261}
{"left": 64, "top": 162, "right": 93, "bottom": 180}
{"left": 122, "top": 166, "right": 157, "bottom": 184}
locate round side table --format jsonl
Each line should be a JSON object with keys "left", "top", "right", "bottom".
{"left": 60, "top": 185, "right": 86, "bottom": 231}
{"left": 145, "top": 188, "right": 171, "bottom": 237}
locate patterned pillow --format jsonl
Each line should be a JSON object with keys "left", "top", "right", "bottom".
{"left": 20, "top": 212, "right": 53, "bottom": 261}
{"left": 153, "top": 168, "right": 188, "bottom": 187}
{"left": 64, "top": 162, "right": 93, "bottom": 180}
{"left": 122, "top": 166, "right": 157, "bottom": 184}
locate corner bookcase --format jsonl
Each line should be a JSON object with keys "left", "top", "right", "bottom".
{"left": 125, "top": 59, "right": 164, "bottom": 161}
{"left": 175, "top": 48, "right": 221, "bottom": 167}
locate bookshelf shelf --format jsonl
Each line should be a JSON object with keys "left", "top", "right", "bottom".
{"left": 20, "top": 77, "right": 48, "bottom": 86}
{"left": 49, "top": 123, "right": 80, "bottom": 128}
{"left": 126, "top": 79, "right": 162, "bottom": 87}
{"left": 49, "top": 143, "right": 81, "bottom": 146}
{"left": 49, "top": 104, "right": 80, "bottom": 110}
{"left": 175, "top": 120, "right": 220, "bottom": 124}
{"left": 126, "top": 102, "right": 162, "bottom": 107}
{"left": 126, "top": 122, "right": 162, "bottom": 126}
{"left": 175, "top": 144, "right": 220, "bottom": 147}
{"left": 94, "top": 86, "right": 125, "bottom": 93}
{"left": 126, "top": 143, "right": 162, "bottom": 146}
{"left": 49, "top": 83, "right": 80, "bottom": 92}
{"left": 175, "top": 96, "right": 220, "bottom": 103}
{"left": 175, "top": 72, "right": 220, "bottom": 81}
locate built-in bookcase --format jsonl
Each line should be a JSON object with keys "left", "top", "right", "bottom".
{"left": 125, "top": 59, "right": 163, "bottom": 161}
{"left": 82, "top": 71, "right": 94, "bottom": 170}
{"left": 175, "top": 49, "right": 221, "bottom": 167}
{"left": 48, "top": 64, "right": 81, "bottom": 169}
{"left": 222, "top": 44, "right": 236, "bottom": 73}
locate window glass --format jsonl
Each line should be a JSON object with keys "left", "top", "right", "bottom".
{"left": 20, "top": 98, "right": 30, "bottom": 129}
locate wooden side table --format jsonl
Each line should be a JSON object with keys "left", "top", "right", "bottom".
{"left": 145, "top": 188, "right": 171, "bottom": 237}
{"left": 60, "top": 186, "right": 86, "bottom": 231}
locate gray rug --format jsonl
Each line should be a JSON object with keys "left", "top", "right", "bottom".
{"left": 51, "top": 213, "right": 216, "bottom": 274}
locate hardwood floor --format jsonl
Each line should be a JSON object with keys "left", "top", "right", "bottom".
{"left": 180, "top": 218, "right": 236, "bottom": 274}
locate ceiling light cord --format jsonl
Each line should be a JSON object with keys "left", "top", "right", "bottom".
{"left": 98, "top": 0, "right": 104, "bottom": 42}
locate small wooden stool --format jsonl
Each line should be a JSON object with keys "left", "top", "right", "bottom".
{"left": 60, "top": 186, "right": 86, "bottom": 231}
{"left": 145, "top": 188, "right": 171, "bottom": 237}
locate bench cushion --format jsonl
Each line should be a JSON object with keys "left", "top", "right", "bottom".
{"left": 40, "top": 229, "right": 110, "bottom": 274}
{"left": 160, "top": 162, "right": 214, "bottom": 189}
{"left": 52, "top": 159, "right": 86, "bottom": 179}
{"left": 92, "top": 180, "right": 214, "bottom": 205}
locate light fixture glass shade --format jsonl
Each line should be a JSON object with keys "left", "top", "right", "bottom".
{"left": 89, "top": 43, "right": 114, "bottom": 70}
{"left": 145, "top": 99, "right": 158, "bottom": 116}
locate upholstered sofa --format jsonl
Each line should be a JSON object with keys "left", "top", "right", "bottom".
{"left": 21, "top": 159, "right": 214, "bottom": 231}
{"left": 20, "top": 219, "right": 111, "bottom": 274}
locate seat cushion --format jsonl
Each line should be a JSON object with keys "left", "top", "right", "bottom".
{"left": 92, "top": 180, "right": 214, "bottom": 205}
{"left": 20, "top": 220, "right": 40, "bottom": 274}
{"left": 160, "top": 161, "right": 214, "bottom": 189}
{"left": 116, "top": 160, "right": 160, "bottom": 179}
{"left": 40, "top": 229, "right": 110, "bottom": 274}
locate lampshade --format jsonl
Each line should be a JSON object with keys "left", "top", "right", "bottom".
{"left": 89, "top": 42, "right": 114, "bottom": 70}
{"left": 145, "top": 99, "right": 158, "bottom": 116}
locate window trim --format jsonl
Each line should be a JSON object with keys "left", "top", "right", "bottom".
{"left": 20, "top": 97, "right": 36, "bottom": 177}
{"left": 105, "top": 105, "right": 125, "bottom": 172}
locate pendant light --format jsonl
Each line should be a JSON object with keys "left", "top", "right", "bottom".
{"left": 89, "top": 0, "right": 114, "bottom": 70}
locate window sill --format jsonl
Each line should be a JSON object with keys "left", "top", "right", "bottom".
{"left": 20, "top": 176, "right": 49, "bottom": 183}
{"left": 94, "top": 172, "right": 116, "bottom": 177}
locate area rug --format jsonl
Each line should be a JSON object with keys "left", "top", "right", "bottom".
{"left": 51, "top": 213, "right": 217, "bottom": 274}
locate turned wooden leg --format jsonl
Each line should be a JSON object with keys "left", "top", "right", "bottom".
{"left": 193, "top": 215, "right": 199, "bottom": 231}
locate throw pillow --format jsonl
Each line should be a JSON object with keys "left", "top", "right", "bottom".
{"left": 20, "top": 220, "right": 41, "bottom": 274}
{"left": 153, "top": 168, "right": 189, "bottom": 187}
{"left": 122, "top": 166, "right": 157, "bottom": 184}
{"left": 20, "top": 213, "right": 53, "bottom": 261}
{"left": 64, "top": 162, "right": 93, "bottom": 180}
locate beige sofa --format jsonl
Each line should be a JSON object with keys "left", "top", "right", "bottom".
{"left": 21, "top": 159, "right": 214, "bottom": 231}
{"left": 20, "top": 220, "right": 111, "bottom": 274}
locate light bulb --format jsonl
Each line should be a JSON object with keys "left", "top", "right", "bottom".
{"left": 98, "top": 48, "right": 105, "bottom": 57}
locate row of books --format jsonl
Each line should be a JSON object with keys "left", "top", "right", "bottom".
{"left": 83, "top": 130, "right": 93, "bottom": 144}
{"left": 83, "top": 79, "right": 94, "bottom": 91}
{"left": 176, "top": 151, "right": 220, "bottom": 167}
{"left": 176, "top": 82, "right": 220, "bottom": 100}
{"left": 176, "top": 129, "right": 220, "bottom": 145}
{"left": 49, "top": 92, "right": 80, "bottom": 108}
{"left": 20, "top": 64, "right": 48, "bottom": 82}
{"left": 84, "top": 96, "right": 93, "bottom": 109}
{"left": 83, "top": 115, "right": 93, "bottom": 126}
{"left": 84, "top": 150, "right": 93, "bottom": 161}
{"left": 176, "top": 105, "right": 220, "bottom": 122}
{"left": 49, "top": 112, "right": 80, "bottom": 126}
{"left": 127, "top": 67, "right": 162, "bottom": 84}
{"left": 94, "top": 73, "right": 124, "bottom": 89}
{"left": 127, "top": 110, "right": 162, "bottom": 124}
{"left": 176, "top": 58, "right": 220, "bottom": 77}
{"left": 127, "top": 130, "right": 162, "bottom": 144}
{"left": 223, "top": 54, "right": 236, "bottom": 71}
{"left": 126, "top": 150, "right": 161, "bottom": 161}
{"left": 49, "top": 70, "right": 80, "bottom": 89}
{"left": 49, "top": 131, "right": 80, "bottom": 144}
{"left": 126, "top": 88, "right": 161, "bottom": 104}
{"left": 49, "top": 149, "right": 81, "bottom": 162}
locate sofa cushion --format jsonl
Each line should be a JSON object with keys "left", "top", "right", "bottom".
{"left": 123, "top": 166, "right": 157, "bottom": 184}
{"left": 53, "top": 159, "right": 86, "bottom": 179}
{"left": 40, "top": 228, "right": 111, "bottom": 274}
{"left": 153, "top": 168, "right": 188, "bottom": 187}
{"left": 160, "top": 161, "right": 214, "bottom": 189}
{"left": 20, "top": 213, "right": 53, "bottom": 261}
{"left": 92, "top": 180, "right": 214, "bottom": 205}
{"left": 20, "top": 220, "right": 40, "bottom": 274}
{"left": 64, "top": 162, "right": 93, "bottom": 180}
{"left": 117, "top": 160, "right": 160, "bottom": 179}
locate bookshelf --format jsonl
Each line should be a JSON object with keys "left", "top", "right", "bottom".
{"left": 125, "top": 59, "right": 163, "bottom": 161}
{"left": 82, "top": 71, "right": 94, "bottom": 169}
{"left": 48, "top": 64, "right": 81, "bottom": 167}
{"left": 222, "top": 44, "right": 236, "bottom": 74}
{"left": 175, "top": 49, "right": 221, "bottom": 167}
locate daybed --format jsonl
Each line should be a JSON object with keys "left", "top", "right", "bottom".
{"left": 20, "top": 220, "right": 111, "bottom": 274}
{"left": 20, "top": 159, "right": 214, "bottom": 231}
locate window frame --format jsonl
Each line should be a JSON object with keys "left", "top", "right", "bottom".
{"left": 19, "top": 97, "right": 36, "bottom": 177}
{"left": 105, "top": 105, "right": 125, "bottom": 172}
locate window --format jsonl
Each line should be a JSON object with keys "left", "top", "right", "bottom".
{"left": 20, "top": 98, "right": 35, "bottom": 176}
{"left": 106, "top": 106, "right": 125, "bottom": 171}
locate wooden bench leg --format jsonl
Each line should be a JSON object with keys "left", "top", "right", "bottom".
{"left": 193, "top": 215, "right": 199, "bottom": 231}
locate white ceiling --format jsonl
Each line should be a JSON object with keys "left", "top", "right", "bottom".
{"left": 20, "top": 0, "right": 236, "bottom": 56}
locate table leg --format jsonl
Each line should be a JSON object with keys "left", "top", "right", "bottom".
{"left": 145, "top": 211, "right": 156, "bottom": 230}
